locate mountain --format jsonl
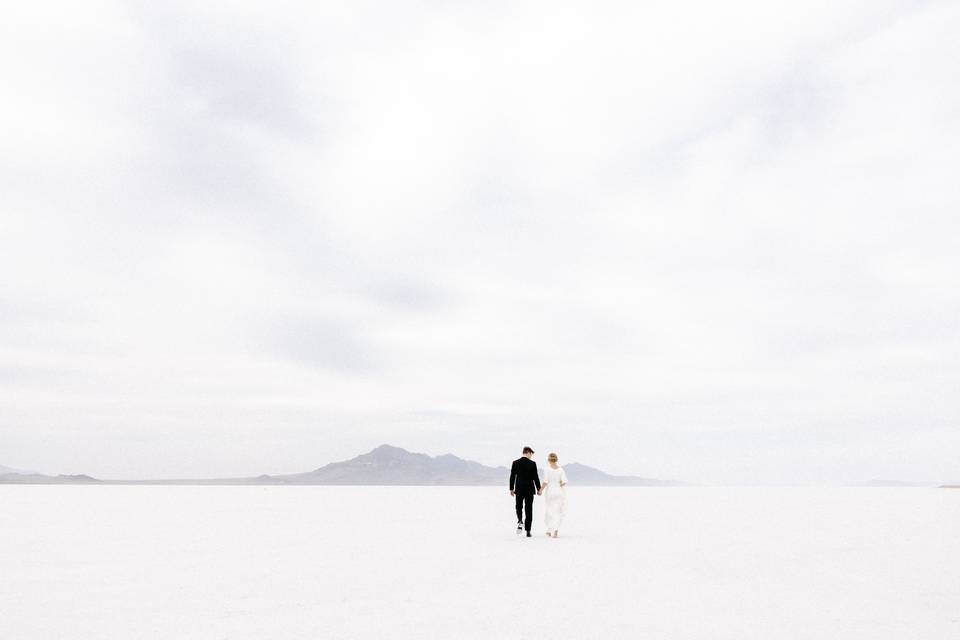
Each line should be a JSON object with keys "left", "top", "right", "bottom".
{"left": 265, "top": 446, "right": 679, "bottom": 486}
{"left": 1, "top": 462, "right": 101, "bottom": 484}
{"left": 270, "top": 444, "right": 508, "bottom": 485}
{"left": 562, "top": 462, "right": 682, "bottom": 486}
{"left": 0, "top": 446, "right": 680, "bottom": 486}
{"left": 0, "top": 472, "right": 101, "bottom": 484}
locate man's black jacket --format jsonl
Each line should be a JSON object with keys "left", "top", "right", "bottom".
{"left": 509, "top": 457, "right": 541, "bottom": 494}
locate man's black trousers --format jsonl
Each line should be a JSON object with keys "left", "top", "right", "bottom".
{"left": 515, "top": 491, "right": 534, "bottom": 532}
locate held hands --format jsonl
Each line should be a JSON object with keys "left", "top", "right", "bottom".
{"left": 537, "top": 488, "right": 542, "bottom": 496}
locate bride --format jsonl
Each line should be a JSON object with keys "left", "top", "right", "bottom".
{"left": 541, "top": 452, "right": 568, "bottom": 538}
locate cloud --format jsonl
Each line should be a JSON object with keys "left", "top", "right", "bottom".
{"left": 250, "top": 312, "right": 381, "bottom": 374}
{"left": 0, "top": 0, "right": 958, "bottom": 483}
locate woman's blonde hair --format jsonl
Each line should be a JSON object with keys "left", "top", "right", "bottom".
{"left": 548, "top": 452, "right": 558, "bottom": 463}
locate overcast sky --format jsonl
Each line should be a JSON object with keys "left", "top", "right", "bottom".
{"left": 1, "top": 0, "right": 958, "bottom": 484}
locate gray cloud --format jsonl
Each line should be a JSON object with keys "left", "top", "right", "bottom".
{"left": 250, "top": 312, "right": 381, "bottom": 374}
{"left": 1, "top": 0, "right": 958, "bottom": 483}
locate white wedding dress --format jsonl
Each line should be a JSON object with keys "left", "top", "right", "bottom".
{"left": 543, "top": 465, "right": 568, "bottom": 533}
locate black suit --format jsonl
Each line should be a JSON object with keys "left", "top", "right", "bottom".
{"left": 509, "top": 457, "right": 541, "bottom": 532}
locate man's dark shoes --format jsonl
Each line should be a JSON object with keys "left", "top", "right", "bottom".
{"left": 526, "top": 531, "right": 532, "bottom": 537}
{"left": 516, "top": 520, "right": 523, "bottom": 534}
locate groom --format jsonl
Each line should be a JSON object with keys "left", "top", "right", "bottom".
{"left": 509, "top": 446, "right": 542, "bottom": 537}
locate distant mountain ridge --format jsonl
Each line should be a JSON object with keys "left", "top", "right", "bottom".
{"left": 1, "top": 445, "right": 679, "bottom": 486}
{"left": 0, "top": 472, "right": 101, "bottom": 484}
{"left": 250, "top": 445, "right": 680, "bottom": 486}
{"left": 271, "top": 444, "right": 508, "bottom": 485}
{"left": 561, "top": 462, "right": 681, "bottom": 486}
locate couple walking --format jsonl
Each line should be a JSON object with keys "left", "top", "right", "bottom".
{"left": 509, "top": 446, "right": 568, "bottom": 538}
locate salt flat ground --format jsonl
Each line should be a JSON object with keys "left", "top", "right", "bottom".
{"left": 1, "top": 487, "right": 957, "bottom": 639}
